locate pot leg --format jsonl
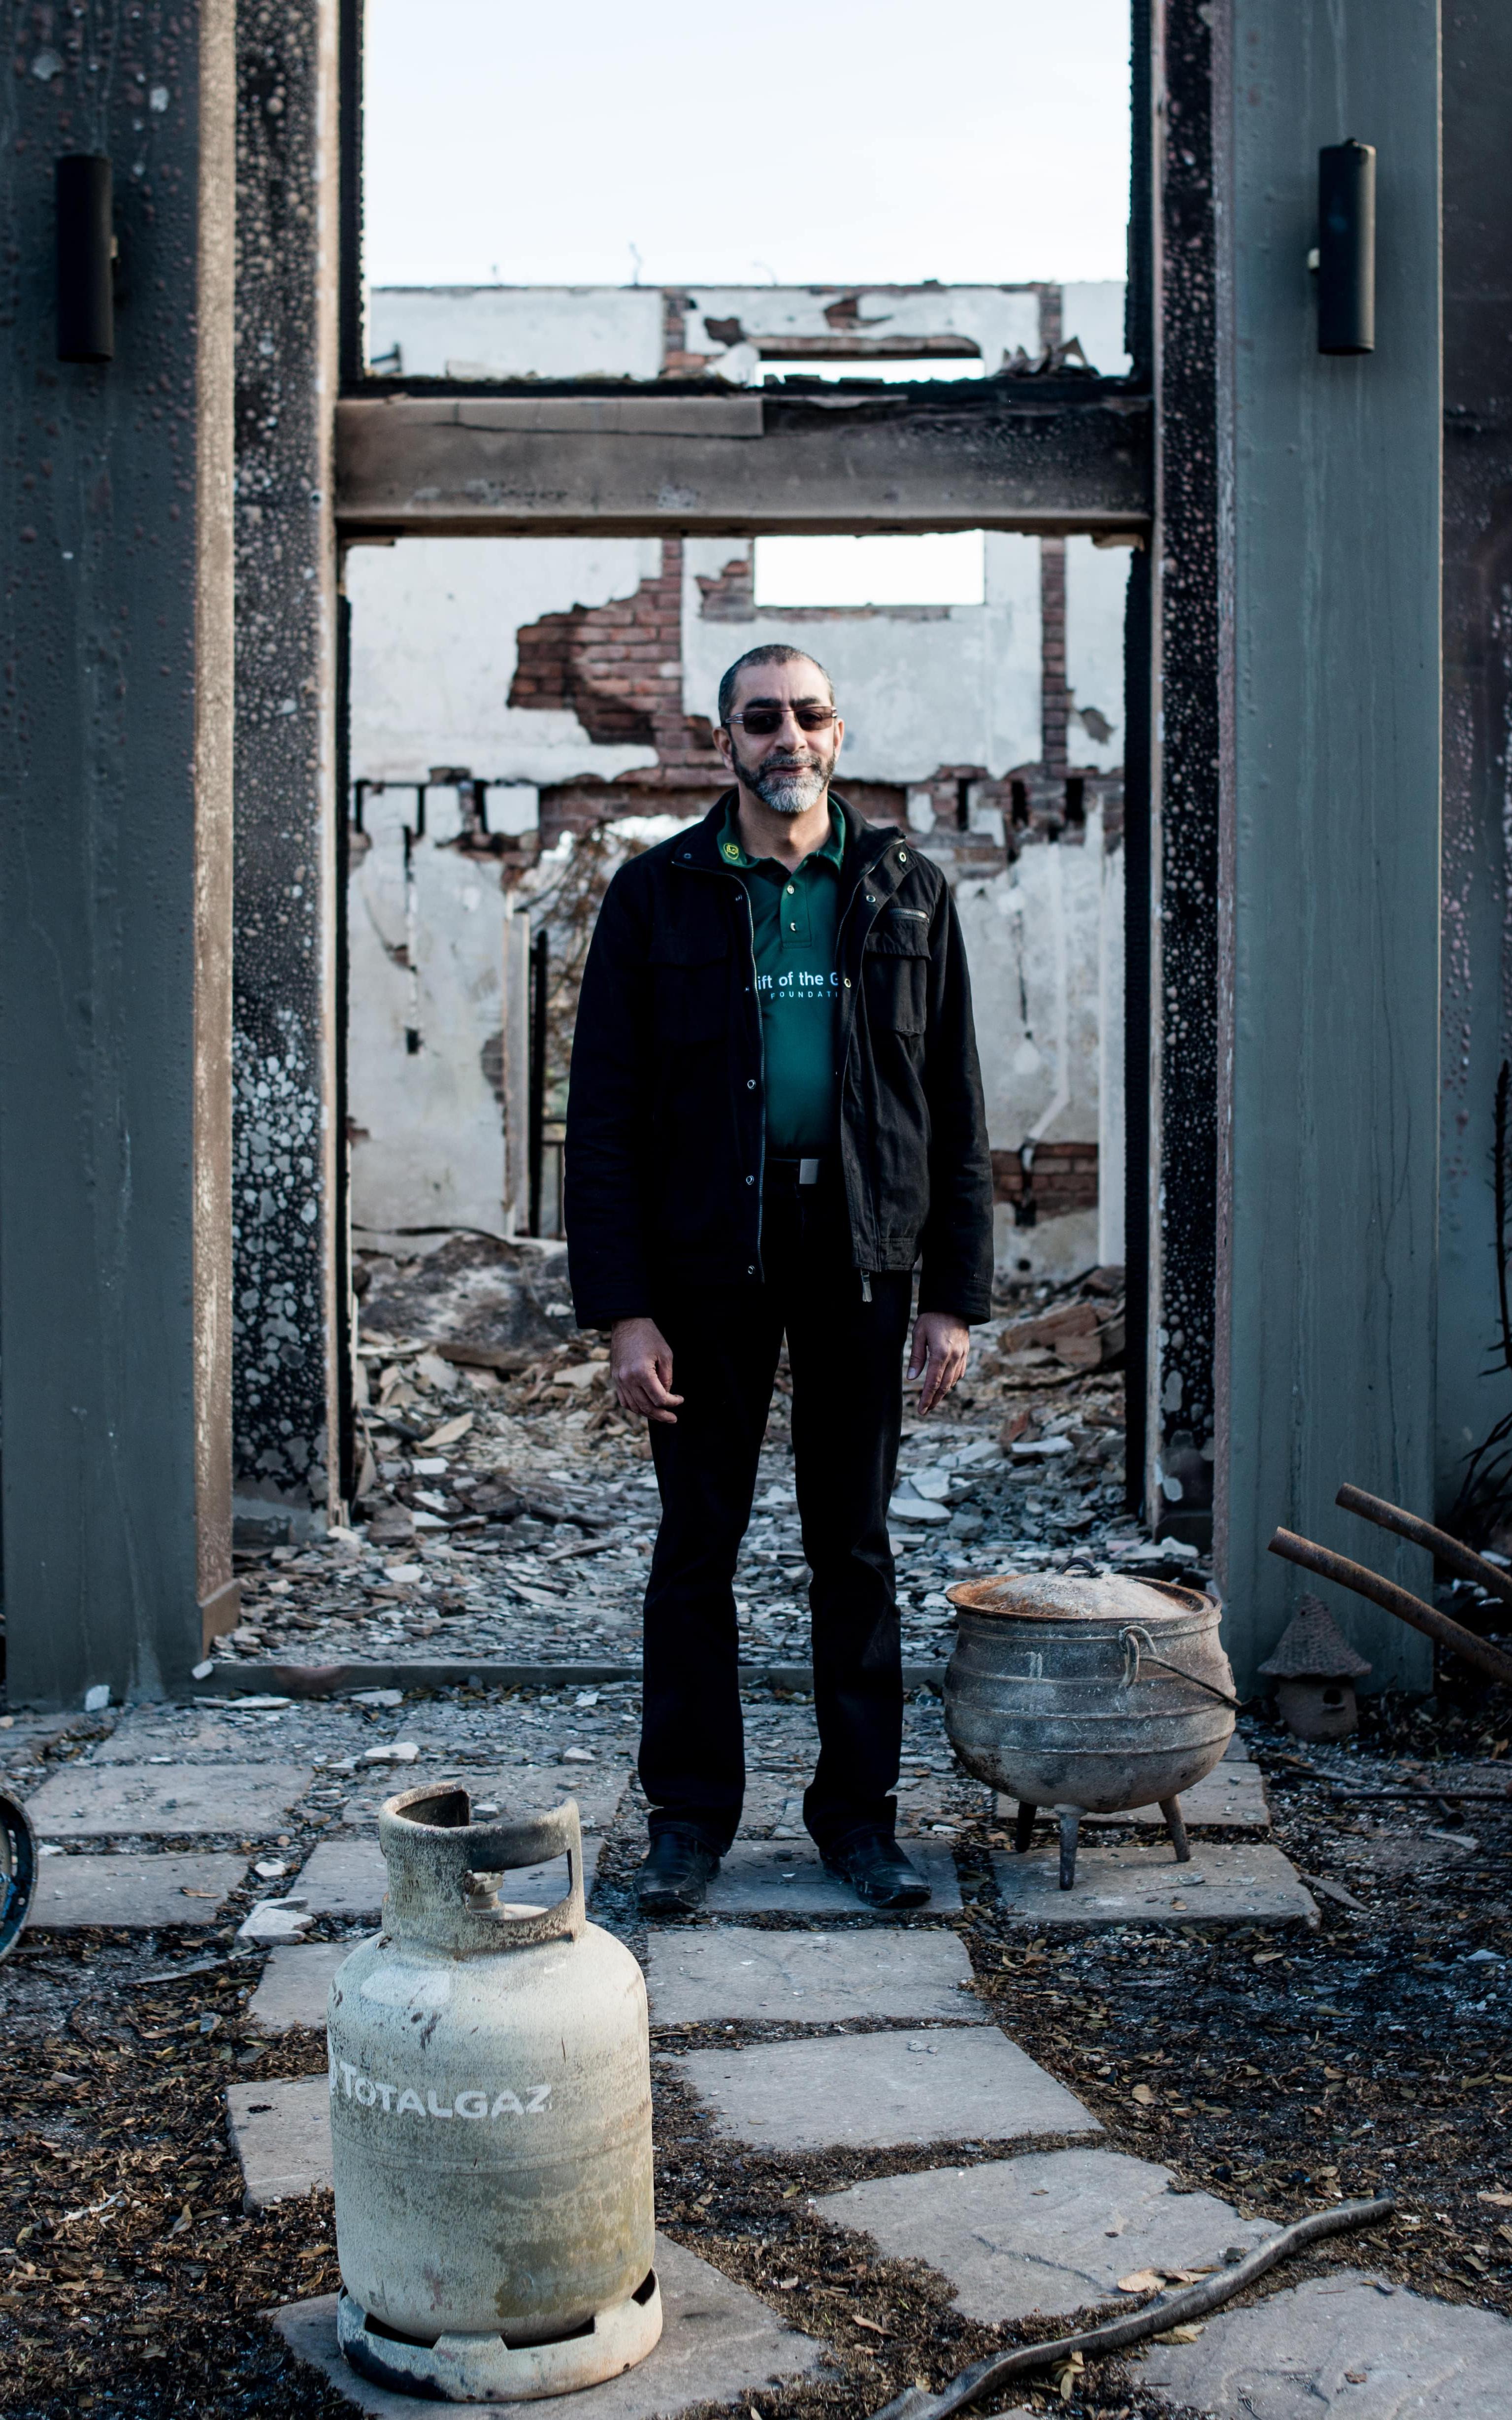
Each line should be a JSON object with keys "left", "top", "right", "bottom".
{"left": 1058, "top": 1807, "right": 1081, "bottom": 1890}
{"left": 1160, "top": 1796, "right": 1191, "bottom": 1863}
{"left": 1014, "top": 1802, "right": 1037, "bottom": 1854}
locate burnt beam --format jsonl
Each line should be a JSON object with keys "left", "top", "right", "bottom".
{"left": 333, "top": 385, "right": 1151, "bottom": 539}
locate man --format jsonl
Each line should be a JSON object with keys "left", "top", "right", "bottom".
{"left": 565, "top": 644, "right": 993, "bottom": 1914}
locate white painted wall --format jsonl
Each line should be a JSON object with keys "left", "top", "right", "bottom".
{"left": 1065, "top": 534, "right": 1131, "bottom": 772}
{"left": 346, "top": 536, "right": 661, "bottom": 784}
{"left": 956, "top": 811, "right": 1107, "bottom": 1154}
{"left": 684, "top": 285, "right": 1043, "bottom": 367}
{"left": 953, "top": 803, "right": 1124, "bottom": 1283}
{"left": 680, "top": 535, "right": 1043, "bottom": 781}
{"left": 368, "top": 286, "right": 665, "bottom": 380}
{"left": 364, "top": 282, "right": 1127, "bottom": 380}
{"left": 348, "top": 783, "right": 510, "bottom": 1235}
{"left": 1060, "top": 281, "right": 1130, "bottom": 375}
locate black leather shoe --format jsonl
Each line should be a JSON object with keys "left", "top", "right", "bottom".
{"left": 637, "top": 1827, "right": 721, "bottom": 1916}
{"left": 821, "top": 1831, "right": 930, "bottom": 1910}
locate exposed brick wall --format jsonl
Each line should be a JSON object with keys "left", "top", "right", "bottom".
{"left": 990, "top": 1141, "right": 1099, "bottom": 1216}
{"left": 509, "top": 608, "right": 657, "bottom": 745}
{"left": 661, "top": 289, "right": 712, "bottom": 376}
{"left": 694, "top": 554, "right": 756, "bottom": 621}
{"left": 510, "top": 539, "right": 725, "bottom": 777}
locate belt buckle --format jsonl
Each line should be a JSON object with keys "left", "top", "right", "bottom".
{"left": 798, "top": 1158, "right": 821, "bottom": 1187}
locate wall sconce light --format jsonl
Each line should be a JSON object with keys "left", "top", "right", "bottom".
{"left": 1316, "top": 139, "right": 1375, "bottom": 355}
{"left": 56, "top": 154, "right": 115, "bottom": 363}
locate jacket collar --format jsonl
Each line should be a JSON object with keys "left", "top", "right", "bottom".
{"left": 677, "top": 790, "right": 901, "bottom": 887}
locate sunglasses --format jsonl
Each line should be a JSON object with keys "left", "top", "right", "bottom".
{"left": 726, "top": 705, "right": 837, "bottom": 737}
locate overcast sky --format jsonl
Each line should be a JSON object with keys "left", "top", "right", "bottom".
{"left": 364, "top": 0, "right": 1132, "bottom": 291}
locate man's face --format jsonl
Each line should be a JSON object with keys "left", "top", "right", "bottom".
{"left": 717, "top": 658, "right": 843, "bottom": 816}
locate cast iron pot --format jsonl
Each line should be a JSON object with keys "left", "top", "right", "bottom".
{"left": 942, "top": 1569, "right": 1235, "bottom": 1815}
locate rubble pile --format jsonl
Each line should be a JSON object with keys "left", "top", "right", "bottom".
{"left": 219, "top": 1247, "right": 1197, "bottom": 1675}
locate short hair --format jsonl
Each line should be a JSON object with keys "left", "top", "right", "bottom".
{"left": 717, "top": 644, "right": 834, "bottom": 728}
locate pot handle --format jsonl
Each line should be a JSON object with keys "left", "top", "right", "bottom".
{"left": 1120, "top": 1624, "right": 1152, "bottom": 1689}
{"left": 1118, "top": 1625, "right": 1243, "bottom": 1711}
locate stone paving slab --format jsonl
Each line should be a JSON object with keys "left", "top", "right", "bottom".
{"left": 24, "top": 1771, "right": 312, "bottom": 1839}
{"left": 248, "top": 1941, "right": 369, "bottom": 2033}
{"left": 646, "top": 1925, "right": 983, "bottom": 2027}
{"left": 272, "top": 2235, "right": 825, "bottom": 2420}
{"left": 30, "top": 1852, "right": 248, "bottom": 1928}
{"left": 24, "top": 1763, "right": 313, "bottom": 1838}
{"left": 92, "top": 1710, "right": 300, "bottom": 1762}
{"left": 1137, "top": 2268, "right": 1512, "bottom": 2417}
{"left": 993, "top": 1762, "right": 1269, "bottom": 1834}
{"left": 296, "top": 1836, "right": 601, "bottom": 1923}
{"left": 228, "top": 2074, "right": 331, "bottom": 2209}
{"left": 702, "top": 1838, "right": 961, "bottom": 1915}
{"left": 671, "top": 2026, "right": 1099, "bottom": 2152}
{"left": 991, "top": 1840, "right": 1316, "bottom": 1927}
{"left": 813, "top": 2148, "right": 1276, "bottom": 2323}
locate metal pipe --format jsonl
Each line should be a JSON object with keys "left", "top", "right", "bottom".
{"left": 1336, "top": 1482, "right": 1512, "bottom": 1615}
{"left": 1268, "top": 1527, "right": 1512, "bottom": 1688}
{"left": 1317, "top": 139, "right": 1376, "bottom": 355}
{"left": 56, "top": 154, "right": 114, "bottom": 363}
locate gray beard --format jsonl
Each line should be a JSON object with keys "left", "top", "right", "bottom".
{"left": 748, "top": 761, "right": 828, "bottom": 816}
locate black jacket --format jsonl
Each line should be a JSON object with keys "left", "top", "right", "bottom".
{"left": 564, "top": 794, "right": 995, "bottom": 1327}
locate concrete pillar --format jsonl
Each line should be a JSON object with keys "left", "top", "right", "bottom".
{"left": 1145, "top": 0, "right": 1221, "bottom": 1545}
{"left": 1213, "top": 0, "right": 1442, "bottom": 1687}
{"left": 0, "top": 0, "right": 237, "bottom": 1703}
{"left": 232, "top": 0, "right": 342, "bottom": 1539}
{"left": 1437, "top": 3, "right": 1512, "bottom": 1525}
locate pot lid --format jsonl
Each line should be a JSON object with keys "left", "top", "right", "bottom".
{"left": 946, "top": 1571, "right": 1211, "bottom": 1623}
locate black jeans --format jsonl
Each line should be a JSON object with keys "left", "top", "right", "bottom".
{"left": 639, "top": 1168, "right": 913, "bottom": 1854}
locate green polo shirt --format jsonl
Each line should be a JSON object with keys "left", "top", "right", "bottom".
{"left": 719, "top": 800, "right": 844, "bottom": 1157}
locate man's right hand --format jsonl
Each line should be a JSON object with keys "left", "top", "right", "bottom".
{"left": 610, "top": 1317, "right": 684, "bottom": 1425}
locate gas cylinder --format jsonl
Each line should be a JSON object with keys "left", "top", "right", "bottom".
{"left": 327, "top": 1786, "right": 660, "bottom": 2402}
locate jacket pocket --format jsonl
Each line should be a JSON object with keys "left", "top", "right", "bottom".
{"left": 862, "top": 917, "right": 929, "bottom": 1036}
{"left": 648, "top": 931, "right": 730, "bottom": 1045}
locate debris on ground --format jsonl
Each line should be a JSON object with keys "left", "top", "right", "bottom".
{"left": 219, "top": 1249, "right": 1168, "bottom": 1676}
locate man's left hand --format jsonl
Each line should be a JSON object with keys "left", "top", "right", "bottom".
{"left": 908, "top": 1312, "right": 970, "bottom": 1414}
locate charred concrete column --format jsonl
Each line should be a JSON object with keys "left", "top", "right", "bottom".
{"left": 232, "top": 0, "right": 341, "bottom": 1537}
{"left": 1213, "top": 0, "right": 1441, "bottom": 1687}
{"left": 1145, "top": 0, "right": 1220, "bottom": 1546}
{"left": 1437, "top": 3, "right": 1512, "bottom": 1523}
{"left": 0, "top": 0, "right": 236, "bottom": 1703}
